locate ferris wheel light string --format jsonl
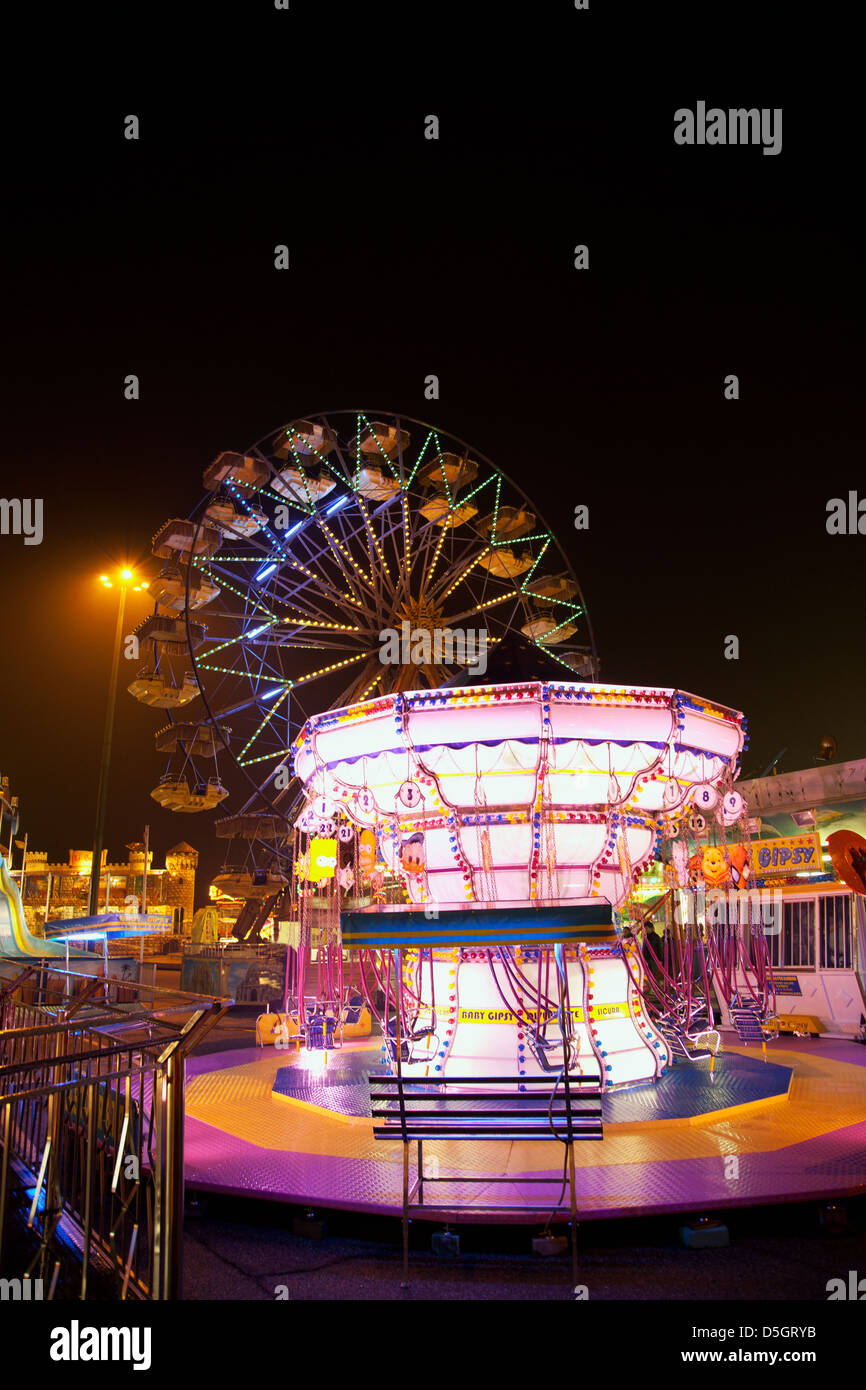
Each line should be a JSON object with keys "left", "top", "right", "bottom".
{"left": 422, "top": 469, "right": 498, "bottom": 590}
{"left": 402, "top": 429, "right": 435, "bottom": 489}
{"left": 453, "top": 468, "right": 497, "bottom": 511}
{"left": 354, "top": 493, "right": 393, "bottom": 583}
{"left": 281, "top": 556, "right": 364, "bottom": 608}
{"left": 279, "top": 617, "right": 361, "bottom": 630}
{"left": 438, "top": 547, "right": 492, "bottom": 600}
{"left": 423, "top": 518, "right": 449, "bottom": 588}
{"left": 521, "top": 587, "right": 585, "bottom": 614}
{"left": 201, "top": 617, "right": 279, "bottom": 660}
{"left": 353, "top": 412, "right": 410, "bottom": 486}
{"left": 446, "top": 591, "right": 519, "bottom": 621}
{"left": 239, "top": 749, "right": 292, "bottom": 768}
{"left": 431, "top": 440, "right": 456, "bottom": 508}
{"left": 534, "top": 615, "right": 582, "bottom": 644}
{"left": 314, "top": 515, "right": 373, "bottom": 588}
{"left": 238, "top": 688, "right": 291, "bottom": 756}
{"left": 355, "top": 675, "right": 383, "bottom": 703}
{"left": 226, "top": 475, "right": 313, "bottom": 537}
{"left": 191, "top": 558, "right": 276, "bottom": 617}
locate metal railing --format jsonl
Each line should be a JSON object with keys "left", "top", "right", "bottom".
{"left": 0, "top": 958, "right": 232, "bottom": 1299}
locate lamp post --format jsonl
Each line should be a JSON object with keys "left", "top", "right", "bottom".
{"left": 88, "top": 569, "right": 148, "bottom": 917}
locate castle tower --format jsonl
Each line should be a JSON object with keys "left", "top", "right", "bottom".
{"left": 163, "top": 842, "right": 199, "bottom": 934}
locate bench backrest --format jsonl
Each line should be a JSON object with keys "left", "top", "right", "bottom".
{"left": 370, "top": 1073, "right": 603, "bottom": 1142}
{"left": 729, "top": 1006, "right": 767, "bottom": 1042}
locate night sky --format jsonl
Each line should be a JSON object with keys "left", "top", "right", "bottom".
{"left": 1, "top": 6, "right": 861, "bottom": 902}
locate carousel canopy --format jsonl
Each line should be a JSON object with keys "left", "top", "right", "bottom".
{"left": 293, "top": 681, "right": 745, "bottom": 910}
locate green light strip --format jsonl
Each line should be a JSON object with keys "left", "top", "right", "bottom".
{"left": 491, "top": 531, "right": 552, "bottom": 547}
{"left": 403, "top": 429, "right": 436, "bottom": 489}
{"left": 520, "top": 538, "right": 551, "bottom": 587}
{"left": 239, "top": 688, "right": 290, "bottom": 758}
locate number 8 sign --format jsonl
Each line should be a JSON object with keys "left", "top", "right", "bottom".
{"left": 692, "top": 785, "right": 718, "bottom": 811}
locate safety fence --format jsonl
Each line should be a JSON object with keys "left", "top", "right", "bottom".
{"left": 0, "top": 958, "right": 232, "bottom": 1299}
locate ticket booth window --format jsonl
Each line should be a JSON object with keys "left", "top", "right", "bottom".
{"left": 819, "top": 894, "right": 853, "bottom": 969}
{"left": 770, "top": 899, "right": 815, "bottom": 969}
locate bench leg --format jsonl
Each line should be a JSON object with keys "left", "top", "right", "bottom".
{"left": 568, "top": 1142, "right": 578, "bottom": 1287}
{"left": 401, "top": 1142, "right": 410, "bottom": 1288}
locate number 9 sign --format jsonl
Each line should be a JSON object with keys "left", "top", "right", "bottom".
{"left": 719, "top": 790, "right": 745, "bottom": 825}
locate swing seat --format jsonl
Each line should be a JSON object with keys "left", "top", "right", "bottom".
{"left": 256, "top": 1011, "right": 300, "bottom": 1047}
{"left": 341, "top": 995, "right": 372, "bottom": 1038}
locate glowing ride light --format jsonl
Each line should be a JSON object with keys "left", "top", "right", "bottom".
{"left": 293, "top": 680, "right": 745, "bottom": 1087}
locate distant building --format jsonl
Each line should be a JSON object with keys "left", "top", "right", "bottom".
{"left": 19, "top": 841, "right": 199, "bottom": 935}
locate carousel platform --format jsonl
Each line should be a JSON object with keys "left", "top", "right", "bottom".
{"left": 182, "top": 1034, "right": 866, "bottom": 1223}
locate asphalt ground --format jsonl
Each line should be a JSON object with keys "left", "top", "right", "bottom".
{"left": 182, "top": 1187, "right": 866, "bottom": 1302}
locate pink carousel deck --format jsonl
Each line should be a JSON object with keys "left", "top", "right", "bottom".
{"left": 182, "top": 1034, "right": 866, "bottom": 1222}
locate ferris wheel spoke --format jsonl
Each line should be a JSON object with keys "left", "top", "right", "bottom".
{"left": 271, "top": 572, "right": 358, "bottom": 625}
{"left": 312, "top": 511, "right": 374, "bottom": 595}
{"left": 284, "top": 650, "right": 370, "bottom": 695}
{"left": 429, "top": 544, "right": 493, "bottom": 608}
{"left": 354, "top": 494, "right": 396, "bottom": 597}
{"left": 442, "top": 588, "right": 525, "bottom": 628}
{"left": 272, "top": 555, "right": 368, "bottom": 618}
{"left": 287, "top": 533, "right": 366, "bottom": 605}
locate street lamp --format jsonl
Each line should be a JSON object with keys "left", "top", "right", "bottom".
{"left": 88, "top": 567, "right": 149, "bottom": 916}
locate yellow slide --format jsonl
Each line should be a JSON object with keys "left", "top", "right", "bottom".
{"left": 0, "top": 854, "right": 76, "bottom": 956}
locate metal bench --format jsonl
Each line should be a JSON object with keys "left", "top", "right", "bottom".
{"left": 370, "top": 1071, "right": 603, "bottom": 1284}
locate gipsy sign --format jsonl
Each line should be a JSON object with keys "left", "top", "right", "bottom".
{"left": 750, "top": 833, "right": 822, "bottom": 876}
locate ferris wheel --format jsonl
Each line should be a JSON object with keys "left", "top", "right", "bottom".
{"left": 135, "top": 411, "right": 597, "bottom": 877}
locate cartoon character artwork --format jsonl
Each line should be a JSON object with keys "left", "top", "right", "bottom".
{"left": 306, "top": 837, "right": 338, "bottom": 882}
{"left": 728, "top": 843, "right": 750, "bottom": 889}
{"left": 358, "top": 828, "right": 377, "bottom": 879}
{"left": 400, "top": 832, "right": 426, "bottom": 875}
{"left": 685, "top": 842, "right": 751, "bottom": 889}
{"left": 688, "top": 844, "right": 730, "bottom": 888}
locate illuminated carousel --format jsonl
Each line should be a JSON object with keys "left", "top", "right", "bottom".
{"left": 292, "top": 680, "right": 747, "bottom": 1088}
